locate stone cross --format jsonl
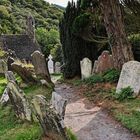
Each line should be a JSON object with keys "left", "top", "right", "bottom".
{"left": 80, "top": 57, "right": 92, "bottom": 79}
{"left": 48, "top": 54, "right": 54, "bottom": 74}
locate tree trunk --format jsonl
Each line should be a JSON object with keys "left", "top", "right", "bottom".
{"left": 100, "top": 0, "right": 134, "bottom": 70}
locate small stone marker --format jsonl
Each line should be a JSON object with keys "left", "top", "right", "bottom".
{"left": 0, "top": 88, "right": 9, "bottom": 104}
{"left": 7, "top": 57, "right": 14, "bottom": 71}
{"left": 51, "top": 92, "right": 67, "bottom": 119}
{"left": 116, "top": 61, "right": 140, "bottom": 96}
{"left": 80, "top": 57, "right": 92, "bottom": 79}
{"left": 48, "top": 55, "right": 54, "bottom": 74}
{"left": 55, "top": 62, "right": 61, "bottom": 73}
{"left": 93, "top": 51, "right": 114, "bottom": 74}
{"left": 0, "top": 59, "right": 7, "bottom": 74}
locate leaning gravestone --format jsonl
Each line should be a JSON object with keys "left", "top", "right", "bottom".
{"left": 48, "top": 55, "right": 54, "bottom": 74}
{"left": 32, "top": 95, "right": 70, "bottom": 140}
{"left": 55, "top": 62, "right": 61, "bottom": 74}
{"left": 31, "top": 51, "right": 54, "bottom": 87}
{"left": 116, "top": 61, "right": 140, "bottom": 96}
{"left": 93, "top": 51, "right": 114, "bottom": 74}
{"left": 7, "top": 80, "right": 32, "bottom": 121}
{"left": 80, "top": 58, "right": 92, "bottom": 79}
{"left": 11, "top": 63, "right": 37, "bottom": 84}
{"left": 0, "top": 59, "right": 7, "bottom": 74}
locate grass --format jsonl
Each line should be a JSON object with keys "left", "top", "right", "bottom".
{"left": 0, "top": 75, "right": 52, "bottom": 140}
{"left": 67, "top": 128, "right": 78, "bottom": 140}
{"left": 0, "top": 105, "right": 42, "bottom": 140}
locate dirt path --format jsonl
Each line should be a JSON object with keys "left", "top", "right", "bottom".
{"left": 55, "top": 83, "right": 140, "bottom": 140}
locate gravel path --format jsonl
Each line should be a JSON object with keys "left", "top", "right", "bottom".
{"left": 55, "top": 83, "right": 140, "bottom": 140}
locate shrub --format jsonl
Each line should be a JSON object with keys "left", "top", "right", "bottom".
{"left": 83, "top": 74, "right": 104, "bottom": 84}
{"left": 116, "top": 86, "right": 134, "bottom": 101}
{"left": 103, "top": 69, "right": 120, "bottom": 83}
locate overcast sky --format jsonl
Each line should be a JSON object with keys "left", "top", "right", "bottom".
{"left": 45, "top": 0, "right": 76, "bottom": 7}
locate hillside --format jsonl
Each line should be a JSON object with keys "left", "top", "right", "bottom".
{"left": 0, "top": 0, "right": 63, "bottom": 34}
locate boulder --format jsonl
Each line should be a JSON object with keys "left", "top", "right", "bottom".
{"left": 116, "top": 61, "right": 140, "bottom": 96}
{"left": 80, "top": 58, "right": 92, "bottom": 79}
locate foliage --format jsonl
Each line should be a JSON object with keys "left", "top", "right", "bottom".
{"left": 116, "top": 87, "right": 134, "bottom": 101}
{"left": 83, "top": 75, "right": 104, "bottom": 84}
{"left": 129, "top": 34, "right": 140, "bottom": 61}
{"left": 103, "top": 69, "right": 120, "bottom": 82}
{"left": 67, "top": 128, "right": 78, "bottom": 140}
{"left": 0, "top": 0, "right": 63, "bottom": 56}
{"left": 72, "top": 13, "right": 91, "bottom": 35}
{"left": 36, "top": 27, "right": 60, "bottom": 57}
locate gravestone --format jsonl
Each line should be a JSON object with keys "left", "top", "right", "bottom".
{"left": 31, "top": 51, "right": 54, "bottom": 87}
{"left": 51, "top": 92, "right": 67, "bottom": 119}
{"left": 32, "top": 95, "right": 70, "bottom": 140}
{"left": 55, "top": 62, "right": 61, "bottom": 74}
{"left": 0, "top": 88, "right": 9, "bottom": 104}
{"left": 116, "top": 61, "right": 140, "bottom": 96}
{"left": 7, "top": 80, "right": 32, "bottom": 121}
{"left": 0, "top": 59, "right": 7, "bottom": 74}
{"left": 48, "top": 55, "right": 54, "bottom": 74}
{"left": 5, "top": 71, "right": 16, "bottom": 83}
{"left": 11, "top": 63, "right": 37, "bottom": 84}
{"left": 80, "top": 58, "right": 92, "bottom": 79}
{"left": 93, "top": 51, "right": 114, "bottom": 74}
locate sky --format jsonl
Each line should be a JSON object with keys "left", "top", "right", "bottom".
{"left": 45, "top": 0, "right": 76, "bottom": 7}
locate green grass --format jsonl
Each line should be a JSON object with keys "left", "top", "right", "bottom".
{"left": 0, "top": 76, "right": 53, "bottom": 140}
{"left": 112, "top": 98, "right": 140, "bottom": 135}
{"left": 0, "top": 105, "right": 42, "bottom": 140}
{"left": 67, "top": 128, "right": 78, "bottom": 140}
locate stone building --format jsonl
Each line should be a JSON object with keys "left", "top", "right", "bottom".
{"left": 0, "top": 15, "right": 41, "bottom": 61}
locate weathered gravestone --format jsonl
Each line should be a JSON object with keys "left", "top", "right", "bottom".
{"left": 32, "top": 95, "right": 70, "bottom": 140}
{"left": 7, "top": 80, "right": 32, "bottom": 121}
{"left": 5, "top": 71, "right": 17, "bottom": 83}
{"left": 51, "top": 92, "right": 67, "bottom": 119}
{"left": 31, "top": 51, "right": 54, "bottom": 87}
{"left": 0, "top": 59, "right": 7, "bottom": 74}
{"left": 80, "top": 58, "right": 92, "bottom": 79}
{"left": 11, "top": 63, "right": 37, "bottom": 84}
{"left": 55, "top": 62, "right": 61, "bottom": 74}
{"left": 93, "top": 51, "right": 114, "bottom": 74}
{"left": 48, "top": 54, "right": 54, "bottom": 74}
{"left": 0, "top": 88, "right": 9, "bottom": 104}
{"left": 116, "top": 61, "right": 140, "bottom": 96}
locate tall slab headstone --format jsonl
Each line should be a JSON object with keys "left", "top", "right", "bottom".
{"left": 80, "top": 58, "right": 92, "bottom": 79}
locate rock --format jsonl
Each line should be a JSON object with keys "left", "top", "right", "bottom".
{"left": 11, "top": 62, "right": 37, "bottom": 84}
{"left": 7, "top": 57, "right": 14, "bottom": 71}
{"left": 0, "top": 88, "right": 9, "bottom": 104}
{"left": 116, "top": 61, "right": 140, "bottom": 96}
{"left": 32, "top": 95, "right": 70, "bottom": 140}
{"left": 7, "top": 81, "right": 32, "bottom": 121}
{"left": 0, "top": 59, "right": 7, "bottom": 74}
{"left": 48, "top": 55, "right": 54, "bottom": 74}
{"left": 51, "top": 92, "right": 67, "bottom": 119}
{"left": 5, "top": 71, "right": 16, "bottom": 83}
{"left": 55, "top": 62, "right": 61, "bottom": 74}
{"left": 80, "top": 58, "right": 92, "bottom": 79}
{"left": 93, "top": 51, "right": 114, "bottom": 74}
{"left": 31, "top": 51, "right": 54, "bottom": 87}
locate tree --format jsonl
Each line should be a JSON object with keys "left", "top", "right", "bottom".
{"left": 99, "top": 0, "right": 134, "bottom": 70}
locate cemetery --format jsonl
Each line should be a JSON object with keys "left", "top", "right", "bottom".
{"left": 0, "top": 0, "right": 140, "bottom": 140}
